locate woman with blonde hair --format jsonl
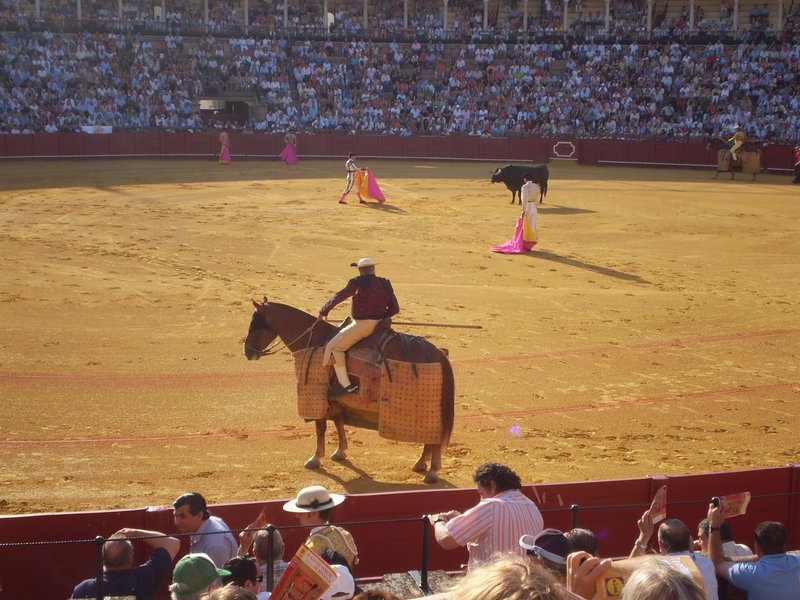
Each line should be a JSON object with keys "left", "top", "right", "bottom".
{"left": 446, "top": 555, "right": 562, "bottom": 600}
{"left": 620, "top": 559, "right": 707, "bottom": 600}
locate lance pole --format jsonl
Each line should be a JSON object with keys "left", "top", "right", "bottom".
{"left": 392, "top": 321, "right": 483, "bottom": 330}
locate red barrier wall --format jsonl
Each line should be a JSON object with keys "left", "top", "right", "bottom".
{"left": 0, "top": 465, "right": 797, "bottom": 599}
{"left": 0, "top": 134, "right": 780, "bottom": 170}
{"left": 0, "top": 133, "right": 793, "bottom": 172}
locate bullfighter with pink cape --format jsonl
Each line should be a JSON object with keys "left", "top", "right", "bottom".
{"left": 491, "top": 176, "right": 539, "bottom": 254}
{"left": 279, "top": 132, "right": 298, "bottom": 165}
{"left": 355, "top": 168, "right": 386, "bottom": 203}
{"left": 218, "top": 131, "right": 231, "bottom": 165}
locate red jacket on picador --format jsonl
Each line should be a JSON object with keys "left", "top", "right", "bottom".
{"left": 320, "top": 274, "right": 400, "bottom": 321}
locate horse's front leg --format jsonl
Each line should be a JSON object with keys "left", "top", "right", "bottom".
{"left": 330, "top": 414, "right": 348, "bottom": 461}
{"left": 305, "top": 419, "right": 326, "bottom": 469}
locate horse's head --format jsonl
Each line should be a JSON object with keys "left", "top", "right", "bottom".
{"left": 243, "top": 297, "right": 278, "bottom": 360}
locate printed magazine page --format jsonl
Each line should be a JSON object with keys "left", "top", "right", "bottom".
{"left": 270, "top": 544, "right": 338, "bottom": 600}
{"left": 717, "top": 492, "right": 751, "bottom": 518}
{"left": 648, "top": 485, "right": 668, "bottom": 524}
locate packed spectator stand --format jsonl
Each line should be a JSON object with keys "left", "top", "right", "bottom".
{"left": 1, "top": 0, "right": 800, "bottom": 145}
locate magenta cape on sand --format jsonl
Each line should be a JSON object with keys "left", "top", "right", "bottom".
{"left": 356, "top": 168, "right": 386, "bottom": 202}
{"left": 279, "top": 142, "right": 298, "bottom": 164}
{"left": 491, "top": 216, "right": 537, "bottom": 254}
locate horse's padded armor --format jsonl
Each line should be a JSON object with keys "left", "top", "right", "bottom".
{"left": 291, "top": 347, "right": 445, "bottom": 443}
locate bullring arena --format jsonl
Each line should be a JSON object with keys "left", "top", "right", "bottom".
{"left": 1, "top": 156, "right": 798, "bottom": 517}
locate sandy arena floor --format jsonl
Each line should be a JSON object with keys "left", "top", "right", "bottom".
{"left": 0, "top": 158, "right": 798, "bottom": 515}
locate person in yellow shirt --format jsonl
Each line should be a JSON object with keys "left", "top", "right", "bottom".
{"left": 727, "top": 125, "right": 746, "bottom": 162}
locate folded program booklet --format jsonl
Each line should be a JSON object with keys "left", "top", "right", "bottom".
{"left": 270, "top": 544, "right": 338, "bottom": 600}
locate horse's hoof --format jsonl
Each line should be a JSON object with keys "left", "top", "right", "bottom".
{"left": 412, "top": 461, "right": 427, "bottom": 474}
{"left": 331, "top": 450, "right": 347, "bottom": 461}
{"left": 423, "top": 471, "right": 439, "bottom": 484}
{"left": 304, "top": 456, "right": 321, "bottom": 469}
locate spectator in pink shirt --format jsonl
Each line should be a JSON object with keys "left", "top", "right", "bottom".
{"left": 427, "top": 463, "right": 543, "bottom": 571}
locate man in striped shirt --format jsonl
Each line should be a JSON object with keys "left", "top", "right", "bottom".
{"left": 427, "top": 463, "right": 544, "bottom": 571}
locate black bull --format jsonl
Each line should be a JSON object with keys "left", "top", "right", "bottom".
{"left": 491, "top": 164, "right": 549, "bottom": 204}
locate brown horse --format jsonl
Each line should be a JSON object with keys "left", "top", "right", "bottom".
{"left": 707, "top": 136, "right": 765, "bottom": 180}
{"left": 243, "top": 298, "right": 455, "bottom": 483}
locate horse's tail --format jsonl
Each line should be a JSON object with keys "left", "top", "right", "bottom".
{"left": 437, "top": 348, "right": 455, "bottom": 448}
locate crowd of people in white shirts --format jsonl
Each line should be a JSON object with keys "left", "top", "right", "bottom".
{"left": 2, "top": 25, "right": 799, "bottom": 145}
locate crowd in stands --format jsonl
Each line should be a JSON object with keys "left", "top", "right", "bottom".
{"left": 68, "top": 465, "right": 800, "bottom": 599}
{"left": 2, "top": 26, "right": 799, "bottom": 144}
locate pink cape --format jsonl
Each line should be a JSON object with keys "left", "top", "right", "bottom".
{"left": 490, "top": 216, "right": 537, "bottom": 254}
{"left": 279, "top": 143, "right": 298, "bottom": 165}
{"left": 356, "top": 168, "right": 386, "bottom": 203}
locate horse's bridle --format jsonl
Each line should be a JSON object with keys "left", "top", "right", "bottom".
{"left": 244, "top": 310, "right": 321, "bottom": 357}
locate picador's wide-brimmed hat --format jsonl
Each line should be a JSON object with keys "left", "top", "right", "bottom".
{"left": 283, "top": 485, "right": 346, "bottom": 513}
{"left": 350, "top": 257, "right": 376, "bottom": 269}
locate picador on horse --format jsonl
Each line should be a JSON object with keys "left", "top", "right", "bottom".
{"left": 319, "top": 257, "right": 399, "bottom": 395}
{"left": 243, "top": 258, "right": 455, "bottom": 483}
{"left": 708, "top": 124, "right": 766, "bottom": 180}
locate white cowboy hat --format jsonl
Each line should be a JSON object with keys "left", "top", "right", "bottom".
{"left": 350, "top": 257, "right": 376, "bottom": 269}
{"left": 282, "top": 485, "right": 346, "bottom": 513}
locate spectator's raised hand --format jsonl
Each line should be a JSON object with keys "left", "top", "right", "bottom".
{"left": 566, "top": 551, "right": 612, "bottom": 599}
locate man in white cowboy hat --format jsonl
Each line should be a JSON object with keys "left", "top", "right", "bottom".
{"left": 319, "top": 258, "right": 400, "bottom": 394}
{"left": 727, "top": 124, "right": 747, "bottom": 162}
{"left": 283, "top": 485, "right": 359, "bottom": 569}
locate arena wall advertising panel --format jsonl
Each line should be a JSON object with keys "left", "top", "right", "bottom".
{"left": 0, "top": 466, "right": 797, "bottom": 600}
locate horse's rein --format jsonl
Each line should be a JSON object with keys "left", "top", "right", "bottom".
{"left": 253, "top": 318, "right": 321, "bottom": 357}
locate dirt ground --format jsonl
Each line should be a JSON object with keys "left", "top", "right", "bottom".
{"left": 0, "top": 157, "right": 798, "bottom": 516}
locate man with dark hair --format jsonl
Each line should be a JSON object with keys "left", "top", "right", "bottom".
{"left": 565, "top": 528, "right": 598, "bottom": 556}
{"left": 71, "top": 527, "right": 180, "bottom": 599}
{"left": 630, "top": 510, "right": 718, "bottom": 600}
{"left": 173, "top": 492, "right": 238, "bottom": 568}
{"left": 427, "top": 462, "right": 543, "bottom": 571}
{"left": 708, "top": 504, "right": 800, "bottom": 600}
{"left": 696, "top": 517, "right": 751, "bottom": 557}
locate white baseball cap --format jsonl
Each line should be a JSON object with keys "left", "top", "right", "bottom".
{"left": 350, "top": 258, "right": 376, "bottom": 269}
